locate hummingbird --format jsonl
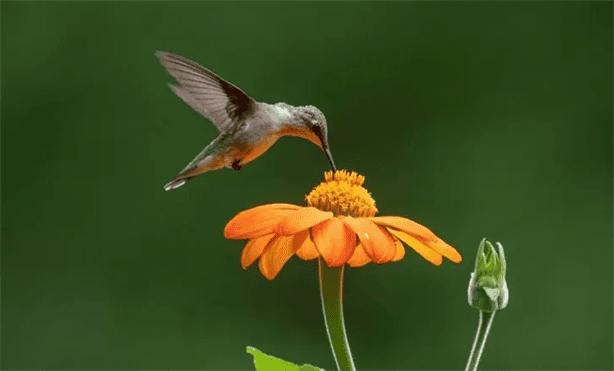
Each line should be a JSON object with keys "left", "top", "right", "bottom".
{"left": 156, "top": 51, "right": 337, "bottom": 191}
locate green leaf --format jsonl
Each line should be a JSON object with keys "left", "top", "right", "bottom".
{"left": 246, "top": 346, "right": 325, "bottom": 371}
{"left": 299, "top": 365, "right": 325, "bottom": 371}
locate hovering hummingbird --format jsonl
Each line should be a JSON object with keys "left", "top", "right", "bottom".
{"left": 156, "top": 51, "right": 337, "bottom": 191}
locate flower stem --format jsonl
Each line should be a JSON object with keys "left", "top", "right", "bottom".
{"left": 318, "top": 258, "right": 356, "bottom": 371}
{"left": 465, "top": 310, "right": 496, "bottom": 371}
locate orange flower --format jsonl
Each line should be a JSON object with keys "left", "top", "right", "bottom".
{"left": 224, "top": 170, "right": 462, "bottom": 280}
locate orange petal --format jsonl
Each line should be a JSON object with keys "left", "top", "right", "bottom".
{"left": 312, "top": 217, "right": 356, "bottom": 267}
{"left": 341, "top": 216, "right": 375, "bottom": 256}
{"left": 227, "top": 204, "right": 299, "bottom": 224}
{"left": 427, "top": 238, "right": 462, "bottom": 263}
{"left": 225, "top": 204, "right": 298, "bottom": 239}
{"left": 294, "top": 230, "right": 319, "bottom": 260}
{"left": 391, "top": 236, "right": 406, "bottom": 262}
{"left": 258, "top": 235, "right": 296, "bottom": 280}
{"left": 277, "top": 207, "right": 333, "bottom": 236}
{"left": 241, "top": 234, "right": 276, "bottom": 268}
{"left": 341, "top": 217, "right": 396, "bottom": 264}
{"left": 347, "top": 243, "right": 371, "bottom": 267}
{"left": 369, "top": 216, "right": 438, "bottom": 242}
{"left": 388, "top": 229, "right": 443, "bottom": 266}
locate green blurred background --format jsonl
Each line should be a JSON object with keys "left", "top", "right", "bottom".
{"left": 2, "top": 2, "right": 612, "bottom": 370}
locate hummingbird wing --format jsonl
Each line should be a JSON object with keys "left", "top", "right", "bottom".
{"left": 156, "top": 51, "right": 257, "bottom": 133}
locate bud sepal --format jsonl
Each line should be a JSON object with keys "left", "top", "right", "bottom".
{"left": 468, "top": 238, "right": 508, "bottom": 313}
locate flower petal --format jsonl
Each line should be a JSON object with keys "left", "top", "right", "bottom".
{"left": 341, "top": 217, "right": 396, "bottom": 264}
{"left": 277, "top": 207, "right": 333, "bottom": 236}
{"left": 388, "top": 229, "right": 443, "bottom": 266}
{"left": 427, "top": 238, "right": 462, "bottom": 263}
{"left": 312, "top": 217, "right": 356, "bottom": 267}
{"left": 294, "top": 230, "right": 319, "bottom": 260}
{"left": 241, "top": 234, "right": 276, "bottom": 268}
{"left": 341, "top": 216, "right": 374, "bottom": 256}
{"left": 225, "top": 204, "right": 299, "bottom": 239}
{"left": 258, "top": 235, "right": 296, "bottom": 280}
{"left": 369, "top": 216, "right": 438, "bottom": 242}
{"left": 391, "top": 236, "right": 406, "bottom": 262}
{"left": 347, "top": 243, "right": 371, "bottom": 267}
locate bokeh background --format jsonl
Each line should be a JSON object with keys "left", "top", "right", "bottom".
{"left": 2, "top": 2, "right": 612, "bottom": 370}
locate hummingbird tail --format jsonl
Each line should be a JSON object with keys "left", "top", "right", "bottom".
{"left": 164, "top": 179, "right": 187, "bottom": 191}
{"left": 164, "top": 154, "right": 228, "bottom": 191}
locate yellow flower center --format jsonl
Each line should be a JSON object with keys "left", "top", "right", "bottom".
{"left": 306, "top": 170, "right": 378, "bottom": 218}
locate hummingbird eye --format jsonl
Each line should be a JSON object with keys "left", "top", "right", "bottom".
{"left": 311, "top": 124, "right": 323, "bottom": 138}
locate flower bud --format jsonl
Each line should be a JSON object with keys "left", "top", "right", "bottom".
{"left": 468, "top": 238, "right": 508, "bottom": 312}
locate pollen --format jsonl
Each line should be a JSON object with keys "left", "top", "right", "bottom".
{"left": 306, "top": 170, "right": 378, "bottom": 218}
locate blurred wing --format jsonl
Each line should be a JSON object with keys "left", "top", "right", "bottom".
{"left": 156, "top": 51, "right": 256, "bottom": 133}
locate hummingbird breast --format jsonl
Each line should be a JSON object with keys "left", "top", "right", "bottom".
{"left": 234, "top": 134, "right": 281, "bottom": 166}
{"left": 230, "top": 111, "right": 281, "bottom": 166}
{"left": 230, "top": 103, "right": 318, "bottom": 167}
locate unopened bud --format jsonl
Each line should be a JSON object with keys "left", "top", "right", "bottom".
{"left": 468, "top": 238, "right": 508, "bottom": 312}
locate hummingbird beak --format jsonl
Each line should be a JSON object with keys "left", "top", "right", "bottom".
{"left": 309, "top": 124, "right": 336, "bottom": 171}
{"left": 323, "top": 145, "right": 337, "bottom": 172}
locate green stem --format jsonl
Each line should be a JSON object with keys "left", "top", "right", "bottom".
{"left": 318, "top": 258, "right": 356, "bottom": 371}
{"left": 465, "top": 311, "right": 496, "bottom": 371}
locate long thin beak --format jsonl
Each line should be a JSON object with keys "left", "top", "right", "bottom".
{"left": 323, "top": 146, "right": 337, "bottom": 172}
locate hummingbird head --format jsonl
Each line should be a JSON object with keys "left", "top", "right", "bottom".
{"left": 299, "top": 106, "right": 337, "bottom": 171}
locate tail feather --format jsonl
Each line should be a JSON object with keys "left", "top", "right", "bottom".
{"left": 164, "top": 151, "right": 229, "bottom": 191}
{"left": 163, "top": 160, "right": 222, "bottom": 191}
{"left": 164, "top": 167, "right": 199, "bottom": 190}
{"left": 164, "top": 179, "right": 187, "bottom": 191}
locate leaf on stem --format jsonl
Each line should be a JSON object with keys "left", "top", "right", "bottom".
{"left": 246, "top": 346, "right": 325, "bottom": 371}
